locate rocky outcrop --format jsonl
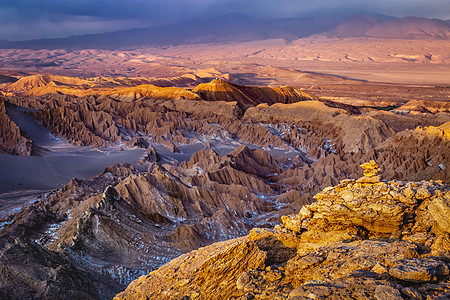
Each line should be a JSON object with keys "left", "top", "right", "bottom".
{"left": 0, "top": 144, "right": 299, "bottom": 292}
{"left": 5, "top": 78, "right": 448, "bottom": 176}
{"left": 6, "top": 74, "right": 55, "bottom": 94}
{"left": 32, "top": 105, "right": 121, "bottom": 147}
{"left": 1, "top": 72, "right": 236, "bottom": 97}
{"left": 110, "top": 84, "right": 200, "bottom": 102}
{"left": 162, "top": 99, "right": 243, "bottom": 119}
{"left": 0, "top": 101, "right": 33, "bottom": 155}
{"left": 283, "top": 162, "right": 449, "bottom": 251}
{"left": 124, "top": 137, "right": 150, "bottom": 148}
{"left": 394, "top": 100, "right": 450, "bottom": 114}
{"left": 1, "top": 76, "right": 449, "bottom": 299}
{"left": 0, "top": 237, "right": 114, "bottom": 299}
{"left": 0, "top": 164, "right": 140, "bottom": 297}
{"left": 116, "top": 162, "right": 450, "bottom": 300}
{"left": 161, "top": 140, "right": 180, "bottom": 153}
{"left": 364, "top": 122, "right": 450, "bottom": 183}
{"left": 193, "top": 79, "right": 316, "bottom": 109}
{"left": 244, "top": 101, "right": 395, "bottom": 154}
{"left": 181, "top": 145, "right": 280, "bottom": 178}
{"left": 137, "top": 145, "right": 160, "bottom": 165}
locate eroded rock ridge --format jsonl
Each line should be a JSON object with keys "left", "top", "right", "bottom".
{"left": 117, "top": 162, "right": 450, "bottom": 299}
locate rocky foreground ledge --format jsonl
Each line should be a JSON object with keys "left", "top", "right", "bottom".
{"left": 116, "top": 161, "right": 450, "bottom": 299}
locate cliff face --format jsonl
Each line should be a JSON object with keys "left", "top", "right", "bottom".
{"left": 32, "top": 105, "right": 121, "bottom": 147}
{"left": 0, "top": 100, "right": 33, "bottom": 155}
{"left": 116, "top": 161, "right": 450, "bottom": 300}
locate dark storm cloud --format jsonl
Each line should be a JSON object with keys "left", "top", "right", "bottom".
{"left": 0, "top": 0, "right": 449, "bottom": 40}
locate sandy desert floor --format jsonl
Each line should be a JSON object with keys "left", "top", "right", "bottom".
{"left": 1, "top": 36, "right": 448, "bottom": 108}
{"left": 1, "top": 36, "right": 449, "bottom": 84}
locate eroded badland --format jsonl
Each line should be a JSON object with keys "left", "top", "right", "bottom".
{"left": 0, "top": 14, "right": 449, "bottom": 300}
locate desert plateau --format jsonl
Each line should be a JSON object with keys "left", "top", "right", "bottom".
{"left": 0, "top": 1, "right": 449, "bottom": 299}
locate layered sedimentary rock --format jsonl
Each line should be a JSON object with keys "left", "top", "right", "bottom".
{"left": 116, "top": 162, "right": 450, "bottom": 300}
{"left": 110, "top": 85, "right": 200, "bottom": 102}
{"left": 193, "top": 79, "right": 316, "bottom": 109}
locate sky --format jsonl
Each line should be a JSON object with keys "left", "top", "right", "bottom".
{"left": 0, "top": 0, "right": 449, "bottom": 41}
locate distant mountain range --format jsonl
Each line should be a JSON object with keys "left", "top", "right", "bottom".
{"left": 1, "top": 13, "right": 449, "bottom": 50}
{"left": 0, "top": 13, "right": 341, "bottom": 50}
{"left": 325, "top": 15, "right": 450, "bottom": 39}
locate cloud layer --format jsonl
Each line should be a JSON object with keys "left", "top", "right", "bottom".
{"left": 1, "top": 0, "right": 449, "bottom": 40}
